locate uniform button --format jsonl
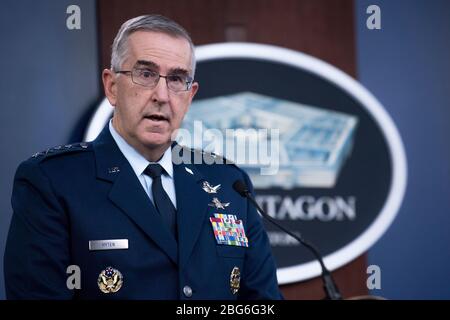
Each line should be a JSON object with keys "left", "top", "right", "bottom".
{"left": 183, "top": 285, "right": 192, "bottom": 298}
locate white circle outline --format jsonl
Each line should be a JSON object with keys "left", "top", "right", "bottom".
{"left": 85, "top": 43, "right": 407, "bottom": 285}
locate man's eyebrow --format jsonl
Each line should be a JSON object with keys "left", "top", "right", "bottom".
{"left": 135, "top": 60, "right": 159, "bottom": 69}
{"left": 168, "top": 67, "right": 190, "bottom": 76}
{"left": 134, "top": 60, "right": 190, "bottom": 76}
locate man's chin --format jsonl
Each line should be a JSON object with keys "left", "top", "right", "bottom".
{"left": 141, "top": 134, "right": 171, "bottom": 150}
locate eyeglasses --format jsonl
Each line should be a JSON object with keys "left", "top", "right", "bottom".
{"left": 115, "top": 68, "right": 194, "bottom": 92}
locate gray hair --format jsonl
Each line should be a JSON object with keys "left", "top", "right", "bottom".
{"left": 111, "top": 14, "right": 196, "bottom": 77}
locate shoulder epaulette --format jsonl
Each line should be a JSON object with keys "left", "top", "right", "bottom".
{"left": 29, "top": 142, "right": 92, "bottom": 161}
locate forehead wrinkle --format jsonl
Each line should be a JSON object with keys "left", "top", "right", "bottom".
{"left": 143, "top": 46, "right": 187, "bottom": 58}
{"left": 128, "top": 38, "right": 192, "bottom": 73}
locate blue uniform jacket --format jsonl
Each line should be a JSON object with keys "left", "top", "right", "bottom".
{"left": 4, "top": 125, "right": 282, "bottom": 300}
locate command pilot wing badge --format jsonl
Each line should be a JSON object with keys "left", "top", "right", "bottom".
{"left": 97, "top": 266, "right": 123, "bottom": 293}
{"left": 202, "top": 181, "right": 221, "bottom": 194}
{"left": 208, "top": 197, "right": 229, "bottom": 209}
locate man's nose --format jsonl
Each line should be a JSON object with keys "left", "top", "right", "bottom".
{"left": 152, "top": 76, "right": 170, "bottom": 103}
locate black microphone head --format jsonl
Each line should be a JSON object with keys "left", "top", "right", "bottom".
{"left": 232, "top": 180, "right": 249, "bottom": 197}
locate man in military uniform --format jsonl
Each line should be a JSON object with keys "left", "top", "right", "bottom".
{"left": 4, "top": 14, "right": 282, "bottom": 299}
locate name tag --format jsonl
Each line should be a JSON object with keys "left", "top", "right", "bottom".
{"left": 89, "top": 239, "right": 129, "bottom": 251}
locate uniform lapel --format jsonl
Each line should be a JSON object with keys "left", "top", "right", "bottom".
{"left": 173, "top": 161, "right": 210, "bottom": 269}
{"left": 93, "top": 126, "right": 178, "bottom": 265}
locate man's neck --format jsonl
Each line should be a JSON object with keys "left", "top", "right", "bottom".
{"left": 112, "top": 119, "right": 170, "bottom": 163}
{"left": 135, "top": 143, "right": 169, "bottom": 163}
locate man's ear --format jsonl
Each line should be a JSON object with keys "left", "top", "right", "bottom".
{"left": 188, "top": 81, "right": 199, "bottom": 104}
{"left": 102, "top": 69, "right": 117, "bottom": 106}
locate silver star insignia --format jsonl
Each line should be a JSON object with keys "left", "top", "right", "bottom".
{"left": 202, "top": 181, "right": 221, "bottom": 194}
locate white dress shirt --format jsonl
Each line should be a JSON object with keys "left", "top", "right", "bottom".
{"left": 109, "top": 120, "right": 177, "bottom": 208}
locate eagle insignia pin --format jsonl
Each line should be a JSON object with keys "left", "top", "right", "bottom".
{"left": 97, "top": 266, "right": 123, "bottom": 293}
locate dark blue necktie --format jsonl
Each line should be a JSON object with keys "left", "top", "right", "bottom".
{"left": 144, "top": 164, "right": 177, "bottom": 240}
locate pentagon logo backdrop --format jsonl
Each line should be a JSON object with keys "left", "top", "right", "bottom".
{"left": 84, "top": 43, "right": 407, "bottom": 284}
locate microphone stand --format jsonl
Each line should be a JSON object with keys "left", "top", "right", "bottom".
{"left": 238, "top": 184, "right": 342, "bottom": 300}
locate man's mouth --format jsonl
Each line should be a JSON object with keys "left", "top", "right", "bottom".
{"left": 144, "top": 114, "right": 169, "bottom": 122}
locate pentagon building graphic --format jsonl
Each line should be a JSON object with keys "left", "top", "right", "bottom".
{"left": 180, "top": 92, "right": 358, "bottom": 189}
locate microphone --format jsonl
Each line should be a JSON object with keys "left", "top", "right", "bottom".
{"left": 233, "top": 180, "right": 342, "bottom": 300}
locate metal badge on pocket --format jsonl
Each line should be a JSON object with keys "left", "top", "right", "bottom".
{"left": 97, "top": 266, "right": 123, "bottom": 293}
{"left": 230, "top": 266, "right": 241, "bottom": 295}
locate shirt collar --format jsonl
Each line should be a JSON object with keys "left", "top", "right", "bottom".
{"left": 109, "top": 120, "right": 173, "bottom": 178}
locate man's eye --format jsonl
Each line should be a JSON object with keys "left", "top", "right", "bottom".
{"left": 141, "top": 71, "right": 154, "bottom": 78}
{"left": 137, "top": 69, "right": 156, "bottom": 78}
{"left": 168, "top": 75, "right": 184, "bottom": 83}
